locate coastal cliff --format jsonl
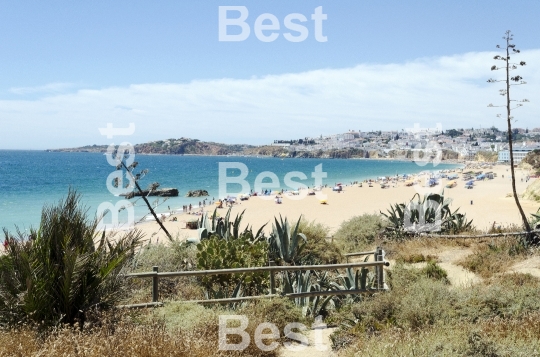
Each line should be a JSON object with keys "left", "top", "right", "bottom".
{"left": 48, "top": 138, "right": 252, "bottom": 156}
{"left": 48, "top": 138, "right": 462, "bottom": 161}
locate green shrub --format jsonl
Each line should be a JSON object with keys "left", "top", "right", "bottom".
{"left": 455, "top": 277, "right": 540, "bottom": 322}
{"left": 333, "top": 213, "right": 387, "bottom": 253}
{"left": 331, "top": 263, "right": 456, "bottom": 349}
{"left": 398, "top": 278, "right": 453, "bottom": 329}
{"left": 132, "top": 239, "right": 197, "bottom": 272}
{"left": 197, "top": 235, "right": 269, "bottom": 297}
{"left": 297, "top": 219, "right": 342, "bottom": 264}
{"left": 332, "top": 262, "right": 540, "bottom": 356}
{"left": 421, "top": 261, "right": 450, "bottom": 284}
{"left": 0, "top": 189, "right": 144, "bottom": 327}
{"left": 240, "top": 297, "right": 307, "bottom": 334}
{"left": 465, "top": 331, "right": 501, "bottom": 357}
{"left": 129, "top": 242, "right": 203, "bottom": 302}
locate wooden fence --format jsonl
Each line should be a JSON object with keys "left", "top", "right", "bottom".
{"left": 121, "top": 247, "right": 389, "bottom": 308}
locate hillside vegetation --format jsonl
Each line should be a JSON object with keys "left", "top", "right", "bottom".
{"left": 49, "top": 138, "right": 253, "bottom": 156}
{"left": 521, "top": 149, "right": 540, "bottom": 174}
{"left": 474, "top": 150, "right": 498, "bottom": 162}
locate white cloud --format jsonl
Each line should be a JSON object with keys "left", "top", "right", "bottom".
{"left": 9, "top": 82, "right": 76, "bottom": 95}
{"left": 1, "top": 50, "right": 539, "bottom": 149}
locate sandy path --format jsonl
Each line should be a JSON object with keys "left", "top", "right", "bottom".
{"left": 279, "top": 327, "right": 337, "bottom": 357}
{"left": 393, "top": 247, "right": 481, "bottom": 287}
{"left": 508, "top": 256, "right": 540, "bottom": 278}
{"left": 434, "top": 248, "right": 481, "bottom": 286}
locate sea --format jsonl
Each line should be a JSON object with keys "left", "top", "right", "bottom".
{"left": 0, "top": 150, "right": 460, "bottom": 231}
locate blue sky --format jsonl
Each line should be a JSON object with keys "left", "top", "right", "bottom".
{"left": 1, "top": 1, "right": 540, "bottom": 149}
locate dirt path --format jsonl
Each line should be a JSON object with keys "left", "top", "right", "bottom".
{"left": 279, "top": 247, "right": 483, "bottom": 356}
{"left": 436, "top": 248, "right": 482, "bottom": 286}
{"left": 508, "top": 256, "right": 540, "bottom": 278}
{"left": 279, "top": 327, "right": 337, "bottom": 357}
{"left": 389, "top": 247, "right": 482, "bottom": 287}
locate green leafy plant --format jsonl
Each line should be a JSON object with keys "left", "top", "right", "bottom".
{"left": 334, "top": 214, "right": 387, "bottom": 253}
{"left": 0, "top": 189, "right": 144, "bottom": 328}
{"left": 196, "top": 235, "right": 269, "bottom": 298}
{"left": 297, "top": 219, "right": 342, "bottom": 264}
{"left": 268, "top": 215, "right": 307, "bottom": 265}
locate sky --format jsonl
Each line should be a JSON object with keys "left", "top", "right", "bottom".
{"left": 1, "top": 0, "right": 540, "bottom": 149}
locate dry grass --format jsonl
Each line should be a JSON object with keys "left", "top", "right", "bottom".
{"left": 396, "top": 252, "right": 439, "bottom": 264}
{"left": 337, "top": 314, "right": 540, "bottom": 356}
{"left": 0, "top": 306, "right": 280, "bottom": 357}
{"left": 331, "top": 263, "right": 540, "bottom": 356}
{"left": 457, "top": 237, "right": 528, "bottom": 279}
{"left": 383, "top": 236, "right": 470, "bottom": 263}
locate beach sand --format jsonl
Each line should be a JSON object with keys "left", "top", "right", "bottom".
{"left": 130, "top": 164, "right": 539, "bottom": 243}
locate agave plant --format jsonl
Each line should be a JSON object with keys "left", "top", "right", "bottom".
{"left": 268, "top": 215, "right": 307, "bottom": 265}
{"left": 0, "top": 189, "right": 144, "bottom": 328}
{"left": 330, "top": 266, "right": 376, "bottom": 306}
{"left": 382, "top": 192, "right": 473, "bottom": 237}
{"left": 281, "top": 270, "right": 333, "bottom": 317}
{"left": 194, "top": 208, "right": 266, "bottom": 243}
{"left": 530, "top": 208, "right": 540, "bottom": 230}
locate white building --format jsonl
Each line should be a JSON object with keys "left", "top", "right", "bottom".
{"left": 498, "top": 147, "right": 538, "bottom": 163}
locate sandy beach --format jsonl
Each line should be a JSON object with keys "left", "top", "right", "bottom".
{"left": 130, "top": 164, "right": 539, "bottom": 243}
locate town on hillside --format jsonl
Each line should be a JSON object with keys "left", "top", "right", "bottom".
{"left": 272, "top": 126, "right": 540, "bottom": 162}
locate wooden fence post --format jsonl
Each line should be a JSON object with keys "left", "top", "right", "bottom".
{"left": 377, "top": 247, "right": 384, "bottom": 290}
{"left": 374, "top": 248, "right": 379, "bottom": 289}
{"left": 269, "top": 260, "right": 276, "bottom": 295}
{"left": 152, "top": 266, "right": 159, "bottom": 302}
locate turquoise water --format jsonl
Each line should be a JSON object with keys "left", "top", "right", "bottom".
{"left": 0, "top": 150, "right": 459, "bottom": 231}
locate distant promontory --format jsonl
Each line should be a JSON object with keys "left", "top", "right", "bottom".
{"left": 47, "top": 137, "right": 460, "bottom": 160}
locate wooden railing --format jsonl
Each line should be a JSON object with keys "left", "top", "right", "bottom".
{"left": 121, "top": 247, "right": 389, "bottom": 308}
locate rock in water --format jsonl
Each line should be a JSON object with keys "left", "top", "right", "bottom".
{"left": 122, "top": 188, "right": 179, "bottom": 199}
{"left": 186, "top": 189, "right": 209, "bottom": 197}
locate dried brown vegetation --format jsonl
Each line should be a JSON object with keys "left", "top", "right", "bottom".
{"left": 457, "top": 237, "right": 528, "bottom": 278}
{"left": 0, "top": 320, "right": 275, "bottom": 357}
